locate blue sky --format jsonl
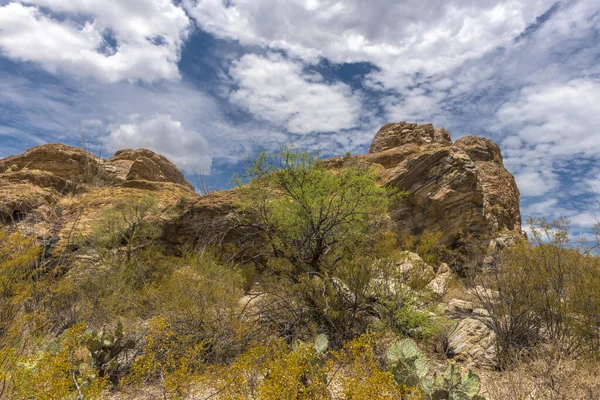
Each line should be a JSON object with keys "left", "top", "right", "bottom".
{"left": 0, "top": 0, "right": 599, "bottom": 239}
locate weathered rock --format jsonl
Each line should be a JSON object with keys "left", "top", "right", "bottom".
{"left": 110, "top": 149, "right": 194, "bottom": 190}
{"left": 0, "top": 144, "right": 198, "bottom": 256}
{"left": 330, "top": 122, "right": 522, "bottom": 249}
{"left": 445, "top": 299, "right": 496, "bottom": 367}
{"left": 447, "top": 317, "right": 496, "bottom": 367}
{"left": 0, "top": 143, "right": 107, "bottom": 182}
{"left": 428, "top": 263, "right": 452, "bottom": 295}
{"left": 0, "top": 122, "right": 521, "bottom": 262}
{"left": 369, "top": 122, "right": 451, "bottom": 153}
{"left": 52, "top": 183, "right": 198, "bottom": 255}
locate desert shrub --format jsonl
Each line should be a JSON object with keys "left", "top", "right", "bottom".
{"left": 401, "top": 230, "right": 447, "bottom": 267}
{"left": 203, "top": 339, "right": 289, "bottom": 399}
{"left": 141, "top": 251, "right": 249, "bottom": 362}
{"left": 233, "top": 148, "right": 413, "bottom": 343}
{"left": 0, "top": 229, "right": 41, "bottom": 395}
{"left": 475, "top": 218, "right": 600, "bottom": 367}
{"left": 484, "top": 345, "right": 600, "bottom": 400}
{"left": 205, "top": 335, "right": 330, "bottom": 400}
{"left": 12, "top": 324, "right": 108, "bottom": 400}
{"left": 126, "top": 317, "right": 207, "bottom": 399}
{"left": 90, "top": 194, "right": 162, "bottom": 261}
{"left": 332, "top": 333, "right": 410, "bottom": 399}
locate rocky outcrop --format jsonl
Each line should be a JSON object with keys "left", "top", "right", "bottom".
{"left": 0, "top": 144, "right": 196, "bottom": 254}
{"left": 445, "top": 299, "right": 496, "bottom": 367}
{"left": 0, "top": 122, "right": 521, "bottom": 258}
{"left": 110, "top": 149, "right": 194, "bottom": 190}
{"left": 327, "top": 122, "right": 522, "bottom": 248}
{"left": 369, "top": 122, "right": 452, "bottom": 153}
{"left": 0, "top": 144, "right": 107, "bottom": 182}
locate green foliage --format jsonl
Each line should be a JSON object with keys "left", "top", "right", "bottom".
{"left": 85, "top": 319, "right": 136, "bottom": 384}
{"left": 12, "top": 324, "right": 107, "bottom": 400}
{"left": 387, "top": 338, "right": 485, "bottom": 400}
{"left": 205, "top": 336, "right": 331, "bottom": 400}
{"left": 0, "top": 229, "right": 42, "bottom": 394}
{"left": 235, "top": 147, "right": 399, "bottom": 277}
{"left": 126, "top": 317, "right": 207, "bottom": 398}
{"left": 141, "top": 251, "right": 248, "bottom": 362}
{"left": 90, "top": 194, "right": 162, "bottom": 261}
{"left": 234, "top": 148, "right": 409, "bottom": 343}
{"left": 401, "top": 230, "right": 447, "bottom": 267}
{"left": 475, "top": 217, "right": 600, "bottom": 366}
{"left": 332, "top": 333, "right": 412, "bottom": 399}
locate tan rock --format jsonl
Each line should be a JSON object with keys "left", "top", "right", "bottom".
{"left": 1, "top": 122, "right": 521, "bottom": 263}
{"left": 110, "top": 149, "right": 194, "bottom": 190}
{"left": 447, "top": 317, "right": 496, "bottom": 367}
{"left": 0, "top": 143, "right": 107, "bottom": 182}
{"left": 369, "top": 122, "right": 451, "bottom": 153}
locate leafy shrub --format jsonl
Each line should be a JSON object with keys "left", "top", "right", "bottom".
{"left": 90, "top": 194, "right": 162, "bottom": 261}
{"left": 205, "top": 336, "right": 331, "bottom": 400}
{"left": 12, "top": 324, "right": 107, "bottom": 400}
{"left": 474, "top": 218, "right": 600, "bottom": 366}
{"left": 126, "top": 317, "right": 207, "bottom": 399}
{"left": 233, "top": 148, "right": 412, "bottom": 343}
{"left": 332, "top": 333, "right": 410, "bottom": 399}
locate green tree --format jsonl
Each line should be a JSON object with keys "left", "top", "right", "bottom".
{"left": 235, "top": 148, "right": 397, "bottom": 279}
{"left": 234, "top": 148, "right": 404, "bottom": 342}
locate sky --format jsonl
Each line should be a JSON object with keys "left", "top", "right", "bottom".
{"left": 0, "top": 0, "right": 599, "bottom": 239}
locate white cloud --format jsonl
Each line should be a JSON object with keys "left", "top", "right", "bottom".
{"left": 185, "top": 0, "right": 552, "bottom": 89}
{"left": 108, "top": 115, "right": 211, "bottom": 174}
{"left": 0, "top": 1, "right": 190, "bottom": 82}
{"left": 228, "top": 53, "right": 362, "bottom": 134}
{"left": 496, "top": 79, "right": 600, "bottom": 197}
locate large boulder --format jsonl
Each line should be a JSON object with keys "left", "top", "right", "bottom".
{"left": 109, "top": 149, "right": 194, "bottom": 190}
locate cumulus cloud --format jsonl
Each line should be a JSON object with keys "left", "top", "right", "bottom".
{"left": 108, "top": 114, "right": 211, "bottom": 173}
{"left": 228, "top": 53, "right": 362, "bottom": 134}
{"left": 185, "top": 0, "right": 552, "bottom": 89}
{"left": 496, "top": 79, "right": 600, "bottom": 196}
{"left": 0, "top": 1, "right": 190, "bottom": 82}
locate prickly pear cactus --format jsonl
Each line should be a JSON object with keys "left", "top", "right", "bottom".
{"left": 386, "top": 338, "right": 429, "bottom": 387}
{"left": 387, "top": 339, "right": 485, "bottom": 400}
{"left": 422, "top": 362, "right": 484, "bottom": 400}
{"left": 313, "top": 334, "right": 329, "bottom": 354}
{"left": 85, "top": 320, "right": 136, "bottom": 383}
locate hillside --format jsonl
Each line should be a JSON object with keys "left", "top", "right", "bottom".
{"left": 1, "top": 123, "right": 599, "bottom": 399}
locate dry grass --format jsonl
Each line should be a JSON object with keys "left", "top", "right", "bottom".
{"left": 481, "top": 346, "right": 600, "bottom": 400}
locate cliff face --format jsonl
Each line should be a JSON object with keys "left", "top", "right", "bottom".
{"left": 0, "top": 122, "right": 521, "bottom": 256}
{"left": 374, "top": 122, "right": 520, "bottom": 246}
{"left": 326, "top": 122, "right": 521, "bottom": 247}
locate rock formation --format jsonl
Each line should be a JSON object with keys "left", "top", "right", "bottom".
{"left": 327, "top": 122, "right": 522, "bottom": 248}
{"left": 0, "top": 122, "right": 521, "bottom": 258}
{"left": 0, "top": 144, "right": 197, "bottom": 256}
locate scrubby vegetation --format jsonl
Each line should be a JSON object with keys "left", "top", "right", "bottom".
{"left": 0, "top": 148, "right": 599, "bottom": 399}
